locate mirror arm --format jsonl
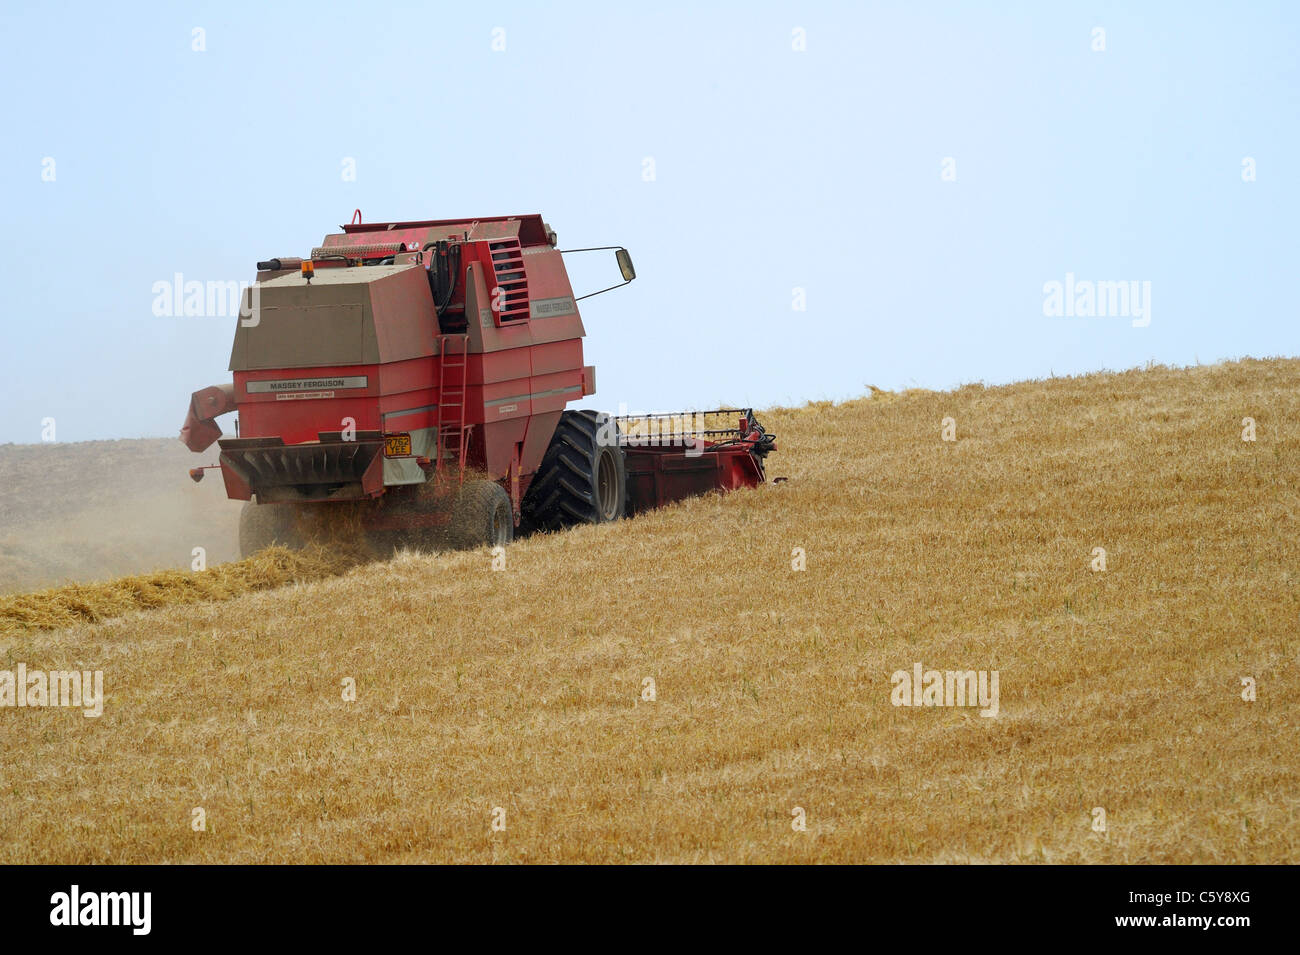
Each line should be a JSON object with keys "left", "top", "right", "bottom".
{"left": 575, "top": 279, "right": 633, "bottom": 302}
{"left": 559, "top": 245, "right": 636, "bottom": 302}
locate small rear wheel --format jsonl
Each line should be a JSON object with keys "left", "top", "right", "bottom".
{"left": 448, "top": 480, "right": 514, "bottom": 550}
{"left": 238, "top": 501, "right": 303, "bottom": 557}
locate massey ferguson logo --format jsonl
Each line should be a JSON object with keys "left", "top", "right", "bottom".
{"left": 246, "top": 376, "right": 368, "bottom": 394}
{"left": 530, "top": 295, "right": 576, "bottom": 318}
{"left": 269, "top": 379, "right": 345, "bottom": 391}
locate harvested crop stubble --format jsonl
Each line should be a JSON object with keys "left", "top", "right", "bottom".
{"left": 0, "top": 546, "right": 359, "bottom": 637}
{"left": 0, "top": 358, "right": 1297, "bottom": 864}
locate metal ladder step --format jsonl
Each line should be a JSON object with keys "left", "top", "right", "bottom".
{"left": 434, "top": 334, "right": 471, "bottom": 484}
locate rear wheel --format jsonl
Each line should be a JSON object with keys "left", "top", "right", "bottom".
{"left": 448, "top": 479, "right": 514, "bottom": 550}
{"left": 523, "top": 409, "right": 626, "bottom": 531}
{"left": 238, "top": 501, "right": 303, "bottom": 557}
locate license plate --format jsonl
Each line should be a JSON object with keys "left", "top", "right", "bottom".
{"left": 384, "top": 434, "right": 412, "bottom": 457}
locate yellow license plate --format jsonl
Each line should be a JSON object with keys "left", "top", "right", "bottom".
{"left": 384, "top": 434, "right": 412, "bottom": 457}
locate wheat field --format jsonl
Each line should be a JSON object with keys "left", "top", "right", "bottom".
{"left": 0, "top": 358, "right": 1296, "bottom": 863}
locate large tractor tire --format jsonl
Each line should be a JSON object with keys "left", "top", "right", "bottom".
{"left": 522, "top": 409, "right": 626, "bottom": 532}
{"left": 238, "top": 501, "right": 304, "bottom": 557}
{"left": 448, "top": 479, "right": 514, "bottom": 550}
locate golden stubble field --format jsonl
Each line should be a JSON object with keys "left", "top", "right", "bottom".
{"left": 1, "top": 358, "right": 1296, "bottom": 863}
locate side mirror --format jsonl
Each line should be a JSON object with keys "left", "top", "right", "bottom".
{"left": 616, "top": 248, "right": 636, "bottom": 282}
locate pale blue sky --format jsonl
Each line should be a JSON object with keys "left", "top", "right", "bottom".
{"left": 1, "top": 1, "right": 1296, "bottom": 443}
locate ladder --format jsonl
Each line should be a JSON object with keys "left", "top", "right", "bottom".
{"left": 435, "top": 334, "right": 470, "bottom": 485}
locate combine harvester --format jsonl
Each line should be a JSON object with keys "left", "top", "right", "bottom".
{"left": 182, "top": 213, "right": 776, "bottom": 555}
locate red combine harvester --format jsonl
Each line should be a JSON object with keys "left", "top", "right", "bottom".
{"left": 181, "top": 213, "right": 776, "bottom": 555}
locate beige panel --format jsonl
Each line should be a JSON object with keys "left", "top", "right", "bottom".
{"left": 231, "top": 269, "right": 403, "bottom": 371}
{"left": 463, "top": 262, "right": 489, "bottom": 352}
{"left": 368, "top": 267, "right": 437, "bottom": 362}
{"left": 235, "top": 303, "right": 368, "bottom": 370}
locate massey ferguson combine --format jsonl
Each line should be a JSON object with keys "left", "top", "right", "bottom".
{"left": 181, "top": 213, "right": 775, "bottom": 555}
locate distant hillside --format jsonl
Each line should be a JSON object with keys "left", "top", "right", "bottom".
{"left": 0, "top": 437, "right": 243, "bottom": 593}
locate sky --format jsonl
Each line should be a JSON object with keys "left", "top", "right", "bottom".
{"left": 1, "top": 0, "right": 1296, "bottom": 444}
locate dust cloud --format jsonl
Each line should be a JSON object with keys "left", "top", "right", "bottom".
{"left": 0, "top": 438, "right": 243, "bottom": 594}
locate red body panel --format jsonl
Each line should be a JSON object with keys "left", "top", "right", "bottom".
{"left": 235, "top": 364, "right": 384, "bottom": 441}
{"left": 624, "top": 441, "right": 770, "bottom": 517}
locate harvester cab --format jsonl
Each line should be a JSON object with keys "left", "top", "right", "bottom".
{"left": 181, "top": 212, "right": 775, "bottom": 557}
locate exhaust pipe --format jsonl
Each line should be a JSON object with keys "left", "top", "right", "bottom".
{"left": 256, "top": 257, "right": 303, "bottom": 271}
